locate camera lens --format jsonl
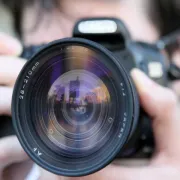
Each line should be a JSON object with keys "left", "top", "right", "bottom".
{"left": 45, "top": 69, "right": 113, "bottom": 158}
{"left": 12, "top": 38, "right": 139, "bottom": 176}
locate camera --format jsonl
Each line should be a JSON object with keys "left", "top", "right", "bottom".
{"left": 12, "top": 18, "right": 169, "bottom": 176}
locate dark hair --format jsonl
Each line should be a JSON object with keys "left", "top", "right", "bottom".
{"left": 150, "top": 0, "right": 180, "bottom": 37}
{"left": 2, "top": 0, "right": 180, "bottom": 38}
{"left": 2, "top": 0, "right": 58, "bottom": 35}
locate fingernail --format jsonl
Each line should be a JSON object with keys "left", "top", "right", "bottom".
{"left": 130, "top": 68, "right": 156, "bottom": 93}
{"left": 0, "top": 34, "right": 22, "bottom": 56}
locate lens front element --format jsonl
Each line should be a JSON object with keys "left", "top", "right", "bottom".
{"left": 42, "top": 69, "right": 112, "bottom": 157}
{"left": 13, "top": 38, "right": 137, "bottom": 176}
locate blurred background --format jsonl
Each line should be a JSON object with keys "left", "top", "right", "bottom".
{"left": 0, "top": 3, "right": 15, "bottom": 36}
{"left": 1, "top": 0, "right": 180, "bottom": 177}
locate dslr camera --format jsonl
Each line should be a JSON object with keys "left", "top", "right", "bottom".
{"left": 12, "top": 18, "right": 173, "bottom": 176}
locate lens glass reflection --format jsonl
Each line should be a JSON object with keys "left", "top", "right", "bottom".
{"left": 31, "top": 45, "right": 117, "bottom": 157}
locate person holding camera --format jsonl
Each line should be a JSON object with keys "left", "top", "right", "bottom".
{"left": 0, "top": 0, "right": 180, "bottom": 179}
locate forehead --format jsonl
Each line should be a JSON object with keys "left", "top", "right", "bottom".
{"left": 60, "top": 0, "right": 159, "bottom": 41}
{"left": 23, "top": 0, "right": 159, "bottom": 45}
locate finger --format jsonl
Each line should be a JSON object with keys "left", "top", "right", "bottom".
{"left": 0, "top": 86, "right": 12, "bottom": 115}
{"left": 0, "top": 136, "right": 29, "bottom": 169}
{"left": 0, "top": 56, "right": 25, "bottom": 86}
{"left": 38, "top": 167, "right": 60, "bottom": 180}
{"left": 131, "top": 69, "right": 180, "bottom": 157}
{"left": 29, "top": 165, "right": 180, "bottom": 180}
{"left": 58, "top": 165, "right": 177, "bottom": 180}
{"left": 0, "top": 33, "right": 22, "bottom": 56}
{"left": 93, "top": 164, "right": 179, "bottom": 180}
{"left": 172, "top": 49, "right": 180, "bottom": 68}
{"left": 171, "top": 81, "right": 180, "bottom": 97}
{"left": 3, "top": 160, "right": 33, "bottom": 180}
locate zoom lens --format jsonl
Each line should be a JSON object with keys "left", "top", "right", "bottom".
{"left": 12, "top": 38, "right": 139, "bottom": 176}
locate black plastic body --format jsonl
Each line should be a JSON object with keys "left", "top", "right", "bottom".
{"left": 110, "top": 43, "right": 167, "bottom": 158}
{"left": 72, "top": 18, "right": 168, "bottom": 158}
{"left": 10, "top": 18, "right": 171, "bottom": 177}
{"left": 17, "top": 26, "right": 168, "bottom": 160}
{"left": 5, "top": 18, "right": 168, "bottom": 160}
{"left": 0, "top": 20, "right": 169, "bottom": 176}
{"left": 12, "top": 38, "right": 140, "bottom": 176}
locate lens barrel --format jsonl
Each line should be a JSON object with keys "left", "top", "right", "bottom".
{"left": 12, "top": 38, "right": 139, "bottom": 176}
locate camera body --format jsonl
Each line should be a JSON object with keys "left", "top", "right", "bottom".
{"left": 76, "top": 18, "right": 168, "bottom": 158}
{"left": 20, "top": 18, "right": 167, "bottom": 159}
{"left": 71, "top": 18, "right": 169, "bottom": 158}
{"left": 10, "top": 18, "right": 170, "bottom": 176}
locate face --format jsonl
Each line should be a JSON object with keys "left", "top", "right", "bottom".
{"left": 22, "top": 0, "right": 159, "bottom": 45}
{"left": 22, "top": 0, "right": 180, "bottom": 97}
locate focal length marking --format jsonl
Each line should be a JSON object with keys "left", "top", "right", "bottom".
{"left": 19, "top": 62, "right": 39, "bottom": 100}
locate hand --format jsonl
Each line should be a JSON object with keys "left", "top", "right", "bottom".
{"left": 171, "top": 81, "right": 180, "bottom": 98}
{"left": 39, "top": 69, "right": 180, "bottom": 180}
{"left": 0, "top": 33, "right": 32, "bottom": 180}
{"left": 0, "top": 32, "right": 25, "bottom": 115}
{"left": 170, "top": 50, "right": 180, "bottom": 98}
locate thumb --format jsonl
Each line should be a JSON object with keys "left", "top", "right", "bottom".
{"left": 92, "top": 164, "right": 179, "bottom": 180}
{"left": 0, "top": 32, "right": 22, "bottom": 56}
{"left": 131, "top": 69, "right": 180, "bottom": 158}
